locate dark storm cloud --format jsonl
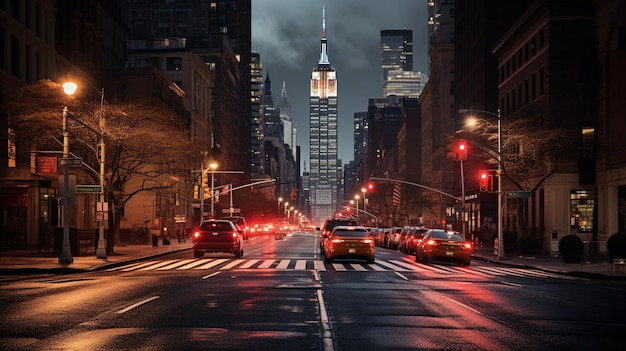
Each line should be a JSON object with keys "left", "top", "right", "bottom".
{"left": 252, "top": 0, "right": 428, "bottom": 167}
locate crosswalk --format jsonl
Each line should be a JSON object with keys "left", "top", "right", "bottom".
{"left": 105, "top": 257, "right": 580, "bottom": 280}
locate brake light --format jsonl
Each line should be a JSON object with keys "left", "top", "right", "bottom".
{"left": 231, "top": 232, "right": 238, "bottom": 238}
{"left": 330, "top": 238, "right": 343, "bottom": 244}
{"left": 193, "top": 231, "right": 200, "bottom": 239}
{"left": 462, "top": 242, "right": 473, "bottom": 250}
{"left": 361, "top": 239, "right": 373, "bottom": 244}
{"left": 426, "top": 239, "right": 437, "bottom": 246}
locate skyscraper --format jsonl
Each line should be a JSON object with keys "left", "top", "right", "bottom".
{"left": 309, "top": 6, "right": 339, "bottom": 225}
{"left": 380, "top": 29, "right": 413, "bottom": 87}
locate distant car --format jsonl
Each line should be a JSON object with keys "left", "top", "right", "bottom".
{"left": 249, "top": 223, "right": 275, "bottom": 236}
{"left": 319, "top": 217, "right": 359, "bottom": 252}
{"left": 192, "top": 220, "right": 244, "bottom": 258}
{"left": 323, "top": 225, "right": 374, "bottom": 263}
{"left": 415, "top": 229, "right": 472, "bottom": 266}
{"left": 222, "top": 216, "right": 248, "bottom": 240}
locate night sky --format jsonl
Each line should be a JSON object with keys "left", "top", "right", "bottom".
{"left": 252, "top": 0, "right": 429, "bottom": 169}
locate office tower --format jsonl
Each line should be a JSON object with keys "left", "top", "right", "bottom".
{"left": 309, "top": 6, "right": 339, "bottom": 225}
{"left": 380, "top": 29, "right": 413, "bottom": 88}
{"left": 277, "top": 81, "right": 296, "bottom": 159}
{"left": 250, "top": 51, "right": 264, "bottom": 178}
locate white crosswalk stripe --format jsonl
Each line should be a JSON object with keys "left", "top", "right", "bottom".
{"left": 105, "top": 257, "right": 580, "bottom": 279}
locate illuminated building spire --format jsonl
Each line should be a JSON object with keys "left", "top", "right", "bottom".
{"left": 318, "top": 5, "right": 329, "bottom": 65}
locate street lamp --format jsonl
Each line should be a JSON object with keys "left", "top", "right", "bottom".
{"left": 207, "top": 162, "right": 218, "bottom": 219}
{"left": 278, "top": 197, "right": 283, "bottom": 214}
{"left": 459, "top": 108, "right": 503, "bottom": 260}
{"left": 354, "top": 194, "right": 360, "bottom": 221}
{"left": 59, "top": 83, "right": 77, "bottom": 263}
{"left": 284, "top": 202, "right": 289, "bottom": 219}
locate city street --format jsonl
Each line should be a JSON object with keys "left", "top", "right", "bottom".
{"left": 1, "top": 231, "right": 625, "bottom": 350}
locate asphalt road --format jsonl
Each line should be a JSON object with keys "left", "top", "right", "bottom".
{"left": 1, "top": 232, "right": 624, "bottom": 350}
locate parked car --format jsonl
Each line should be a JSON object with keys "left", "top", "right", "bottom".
{"left": 387, "top": 227, "right": 403, "bottom": 250}
{"left": 323, "top": 225, "right": 374, "bottom": 263}
{"left": 192, "top": 220, "right": 244, "bottom": 258}
{"left": 400, "top": 227, "right": 429, "bottom": 255}
{"left": 415, "top": 229, "right": 473, "bottom": 266}
{"left": 319, "top": 217, "right": 359, "bottom": 252}
{"left": 222, "top": 216, "right": 248, "bottom": 240}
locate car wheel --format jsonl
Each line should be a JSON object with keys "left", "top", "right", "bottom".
{"left": 461, "top": 260, "right": 471, "bottom": 266}
{"left": 194, "top": 250, "right": 203, "bottom": 258}
{"left": 325, "top": 255, "right": 332, "bottom": 263}
{"left": 367, "top": 257, "right": 375, "bottom": 264}
{"left": 235, "top": 248, "right": 243, "bottom": 258}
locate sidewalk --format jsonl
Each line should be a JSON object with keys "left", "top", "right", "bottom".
{"left": 471, "top": 247, "right": 626, "bottom": 280}
{"left": 0, "top": 240, "right": 625, "bottom": 280}
{"left": 0, "top": 240, "right": 193, "bottom": 274}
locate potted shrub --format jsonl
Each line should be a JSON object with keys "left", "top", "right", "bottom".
{"left": 607, "top": 232, "right": 626, "bottom": 263}
{"left": 517, "top": 234, "right": 540, "bottom": 256}
{"left": 559, "top": 234, "right": 584, "bottom": 263}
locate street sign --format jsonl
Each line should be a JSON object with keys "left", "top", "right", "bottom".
{"left": 76, "top": 185, "right": 103, "bottom": 193}
{"left": 60, "top": 157, "right": 83, "bottom": 167}
{"left": 506, "top": 191, "right": 531, "bottom": 198}
{"left": 222, "top": 208, "right": 241, "bottom": 214}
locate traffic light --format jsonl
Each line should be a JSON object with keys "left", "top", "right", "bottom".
{"left": 445, "top": 135, "right": 456, "bottom": 160}
{"left": 479, "top": 171, "right": 489, "bottom": 192}
{"left": 201, "top": 172, "right": 210, "bottom": 199}
{"left": 457, "top": 140, "right": 467, "bottom": 161}
{"left": 366, "top": 182, "right": 374, "bottom": 192}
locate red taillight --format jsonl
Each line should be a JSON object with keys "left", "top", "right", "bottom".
{"left": 426, "top": 239, "right": 437, "bottom": 246}
{"left": 231, "top": 232, "right": 238, "bottom": 238}
{"left": 462, "top": 242, "right": 473, "bottom": 250}
{"left": 361, "top": 239, "right": 373, "bottom": 244}
{"left": 330, "top": 238, "right": 343, "bottom": 244}
{"left": 193, "top": 231, "right": 200, "bottom": 239}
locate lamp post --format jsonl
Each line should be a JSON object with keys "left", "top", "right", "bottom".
{"left": 207, "top": 162, "right": 218, "bottom": 219}
{"left": 95, "top": 87, "right": 106, "bottom": 259}
{"left": 284, "top": 202, "right": 289, "bottom": 219}
{"left": 59, "top": 83, "right": 77, "bottom": 263}
{"left": 354, "top": 194, "right": 360, "bottom": 221}
{"left": 278, "top": 197, "right": 283, "bottom": 214}
{"left": 459, "top": 108, "right": 503, "bottom": 260}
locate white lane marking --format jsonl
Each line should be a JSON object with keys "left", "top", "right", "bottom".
{"left": 219, "top": 259, "right": 245, "bottom": 270}
{"left": 137, "top": 260, "right": 178, "bottom": 271}
{"left": 194, "top": 258, "right": 229, "bottom": 269}
{"left": 257, "top": 259, "right": 275, "bottom": 269}
{"left": 350, "top": 263, "right": 368, "bottom": 271}
{"left": 295, "top": 260, "right": 307, "bottom": 270}
{"left": 156, "top": 259, "right": 196, "bottom": 270}
{"left": 117, "top": 296, "right": 160, "bottom": 314}
{"left": 276, "top": 260, "right": 290, "bottom": 269}
{"left": 238, "top": 259, "right": 259, "bottom": 269}
{"left": 317, "top": 289, "right": 335, "bottom": 351}
{"left": 177, "top": 258, "right": 212, "bottom": 270}
{"left": 202, "top": 271, "right": 222, "bottom": 280}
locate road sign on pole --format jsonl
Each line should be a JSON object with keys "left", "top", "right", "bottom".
{"left": 506, "top": 191, "right": 531, "bottom": 198}
{"left": 60, "top": 157, "right": 83, "bottom": 167}
{"left": 76, "top": 185, "right": 103, "bottom": 193}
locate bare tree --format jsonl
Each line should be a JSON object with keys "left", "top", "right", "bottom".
{"left": 5, "top": 80, "right": 200, "bottom": 253}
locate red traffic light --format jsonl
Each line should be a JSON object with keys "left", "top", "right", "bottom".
{"left": 457, "top": 140, "right": 468, "bottom": 161}
{"left": 479, "top": 171, "right": 489, "bottom": 192}
{"left": 366, "top": 182, "right": 374, "bottom": 191}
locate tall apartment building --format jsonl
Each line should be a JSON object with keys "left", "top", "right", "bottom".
{"left": 309, "top": 7, "right": 339, "bottom": 225}
{"left": 250, "top": 51, "right": 264, "bottom": 179}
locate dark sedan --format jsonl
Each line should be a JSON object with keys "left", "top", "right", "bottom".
{"left": 192, "top": 220, "right": 244, "bottom": 258}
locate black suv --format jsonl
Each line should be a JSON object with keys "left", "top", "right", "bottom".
{"left": 319, "top": 217, "right": 359, "bottom": 252}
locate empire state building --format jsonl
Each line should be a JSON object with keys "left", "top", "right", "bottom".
{"left": 309, "top": 6, "right": 338, "bottom": 224}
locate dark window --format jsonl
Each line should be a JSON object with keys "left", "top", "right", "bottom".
{"left": 166, "top": 57, "right": 182, "bottom": 71}
{"left": 10, "top": 35, "right": 19, "bottom": 77}
{"left": 539, "top": 68, "right": 545, "bottom": 96}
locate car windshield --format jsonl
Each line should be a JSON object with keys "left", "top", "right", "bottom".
{"left": 429, "top": 230, "right": 465, "bottom": 241}
{"left": 199, "top": 222, "right": 233, "bottom": 231}
{"left": 333, "top": 230, "right": 368, "bottom": 238}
